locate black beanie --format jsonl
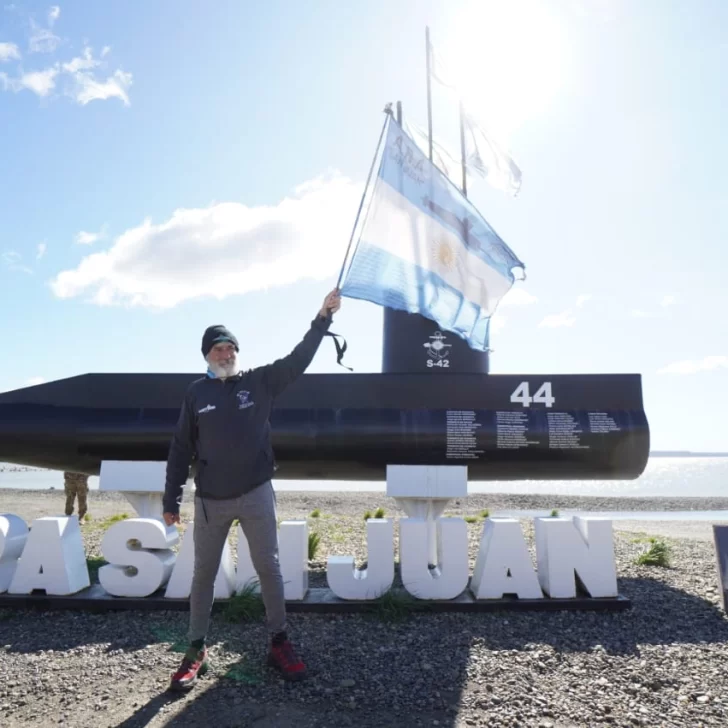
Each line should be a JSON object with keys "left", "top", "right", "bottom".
{"left": 201, "top": 325, "right": 239, "bottom": 358}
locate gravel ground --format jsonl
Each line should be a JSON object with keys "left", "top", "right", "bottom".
{"left": 1, "top": 488, "right": 728, "bottom": 727}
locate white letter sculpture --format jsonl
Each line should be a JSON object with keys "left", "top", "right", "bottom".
{"left": 400, "top": 517, "right": 469, "bottom": 600}
{"left": 9, "top": 516, "right": 89, "bottom": 595}
{"left": 470, "top": 518, "right": 543, "bottom": 599}
{"left": 99, "top": 518, "right": 178, "bottom": 597}
{"left": 165, "top": 522, "right": 236, "bottom": 599}
{"left": 278, "top": 520, "right": 308, "bottom": 600}
{"left": 236, "top": 520, "right": 308, "bottom": 600}
{"left": 0, "top": 514, "right": 29, "bottom": 593}
{"left": 535, "top": 516, "right": 618, "bottom": 598}
{"left": 327, "top": 518, "right": 394, "bottom": 600}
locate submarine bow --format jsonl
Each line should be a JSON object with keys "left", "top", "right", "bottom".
{"left": 0, "top": 372, "right": 649, "bottom": 481}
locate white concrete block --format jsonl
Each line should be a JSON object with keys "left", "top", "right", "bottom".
{"left": 99, "top": 518, "right": 179, "bottom": 597}
{"left": 8, "top": 517, "right": 89, "bottom": 595}
{"left": 327, "top": 518, "right": 394, "bottom": 600}
{"left": 99, "top": 460, "right": 168, "bottom": 493}
{"left": 400, "top": 517, "right": 469, "bottom": 600}
{"left": 386, "top": 465, "right": 467, "bottom": 499}
{"left": 470, "top": 518, "right": 543, "bottom": 599}
{"left": 0, "top": 514, "right": 28, "bottom": 593}
{"left": 535, "top": 516, "right": 618, "bottom": 598}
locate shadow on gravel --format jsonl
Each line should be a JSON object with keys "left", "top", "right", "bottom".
{"left": 1, "top": 575, "right": 727, "bottom": 727}
{"left": 436, "top": 576, "right": 728, "bottom": 658}
{"left": 0, "top": 610, "right": 156, "bottom": 655}
{"left": 113, "top": 684, "right": 452, "bottom": 728}
{"left": 1, "top": 575, "right": 725, "bottom": 657}
{"left": 112, "top": 692, "right": 182, "bottom": 728}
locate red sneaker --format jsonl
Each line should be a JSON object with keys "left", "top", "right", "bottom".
{"left": 169, "top": 647, "right": 209, "bottom": 691}
{"left": 267, "top": 639, "right": 307, "bottom": 681}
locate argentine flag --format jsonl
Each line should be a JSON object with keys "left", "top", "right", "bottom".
{"left": 340, "top": 116, "right": 525, "bottom": 352}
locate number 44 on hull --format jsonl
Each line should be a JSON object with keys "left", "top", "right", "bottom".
{"left": 511, "top": 381, "right": 556, "bottom": 408}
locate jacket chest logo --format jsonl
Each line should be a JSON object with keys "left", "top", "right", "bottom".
{"left": 236, "top": 390, "right": 255, "bottom": 410}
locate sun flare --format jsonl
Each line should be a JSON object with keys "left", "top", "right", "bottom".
{"left": 436, "top": 0, "right": 569, "bottom": 143}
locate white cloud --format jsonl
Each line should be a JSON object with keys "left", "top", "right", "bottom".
{"left": 25, "top": 376, "right": 46, "bottom": 386}
{"left": 0, "top": 64, "right": 59, "bottom": 96}
{"left": 61, "top": 46, "right": 97, "bottom": 73}
{"left": 18, "top": 65, "right": 58, "bottom": 95}
{"left": 70, "top": 67, "right": 131, "bottom": 106}
{"left": 51, "top": 172, "right": 362, "bottom": 309}
{"left": 0, "top": 41, "right": 20, "bottom": 61}
{"left": 2, "top": 250, "right": 33, "bottom": 274}
{"left": 59, "top": 46, "right": 132, "bottom": 106}
{"left": 36, "top": 242, "right": 46, "bottom": 259}
{"left": 661, "top": 294, "right": 676, "bottom": 307}
{"left": 29, "top": 22, "right": 60, "bottom": 54}
{"left": 75, "top": 225, "right": 106, "bottom": 245}
{"left": 576, "top": 294, "right": 592, "bottom": 307}
{"left": 538, "top": 310, "right": 576, "bottom": 328}
{"left": 498, "top": 287, "right": 537, "bottom": 306}
{"left": 1, "top": 12, "right": 132, "bottom": 106}
{"left": 658, "top": 356, "right": 728, "bottom": 375}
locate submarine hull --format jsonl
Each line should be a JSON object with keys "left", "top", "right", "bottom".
{"left": 0, "top": 372, "right": 649, "bottom": 480}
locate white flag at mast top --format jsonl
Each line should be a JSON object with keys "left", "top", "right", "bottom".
{"left": 426, "top": 31, "right": 523, "bottom": 198}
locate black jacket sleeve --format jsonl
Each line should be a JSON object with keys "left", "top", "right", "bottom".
{"left": 262, "top": 312, "right": 332, "bottom": 399}
{"left": 163, "top": 389, "right": 196, "bottom": 514}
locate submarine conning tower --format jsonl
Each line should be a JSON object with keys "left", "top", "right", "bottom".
{"left": 382, "top": 309, "right": 489, "bottom": 374}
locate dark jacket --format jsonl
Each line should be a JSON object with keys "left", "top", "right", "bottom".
{"left": 163, "top": 312, "right": 332, "bottom": 514}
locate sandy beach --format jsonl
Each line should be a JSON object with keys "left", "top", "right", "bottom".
{"left": 1, "top": 487, "right": 727, "bottom": 727}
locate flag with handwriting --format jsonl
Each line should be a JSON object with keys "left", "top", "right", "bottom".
{"left": 340, "top": 117, "right": 525, "bottom": 352}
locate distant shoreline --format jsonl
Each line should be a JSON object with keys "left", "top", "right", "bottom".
{"left": 2, "top": 451, "right": 727, "bottom": 474}
{"left": 650, "top": 451, "right": 728, "bottom": 457}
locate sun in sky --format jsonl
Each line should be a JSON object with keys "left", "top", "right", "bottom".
{"left": 436, "top": 0, "right": 570, "bottom": 144}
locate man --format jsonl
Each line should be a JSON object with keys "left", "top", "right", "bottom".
{"left": 163, "top": 288, "right": 342, "bottom": 691}
{"left": 63, "top": 471, "right": 88, "bottom": 522}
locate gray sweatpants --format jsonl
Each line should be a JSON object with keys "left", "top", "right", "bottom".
{"left": 188, "top": 480, "right": 286, "bottom": 643}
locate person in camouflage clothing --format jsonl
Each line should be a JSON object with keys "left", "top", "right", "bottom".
{"left": 64, "top": 471, "right": 88, "bottom": 522}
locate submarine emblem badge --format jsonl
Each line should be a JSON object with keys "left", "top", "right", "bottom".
{"left": 424, "top": 331, "right": 451, "bottom": 369}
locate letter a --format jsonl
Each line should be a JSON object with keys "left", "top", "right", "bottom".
{"left": 9, "top": 517, "right": 89, "bottom": 595}
{"left": 470, "top": 518, "right": 542, "bottom": 599}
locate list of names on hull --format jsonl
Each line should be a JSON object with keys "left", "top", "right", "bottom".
{"left": 588, "top": 412, "right": 621, "bottom": 434}
{"left": 547, "top": 412, "right": 589, "bottom": 449}
{"left": 446, "top": 410, "right": 483, "bottom": 459}
{"left": 496, "top": 411, "right": 532, "bottom": 449}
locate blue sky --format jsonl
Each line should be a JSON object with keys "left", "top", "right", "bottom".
{"left": 0, "top": 0, "right": 726, "bottom": 452}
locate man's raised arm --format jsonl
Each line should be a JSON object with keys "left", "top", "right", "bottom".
{"left": 263, "top": 288, "right": 342, "bottom": 399}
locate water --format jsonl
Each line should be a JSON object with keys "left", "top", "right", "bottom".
{"left": 1, "top": 456, "right": 727, "bottom": 497}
